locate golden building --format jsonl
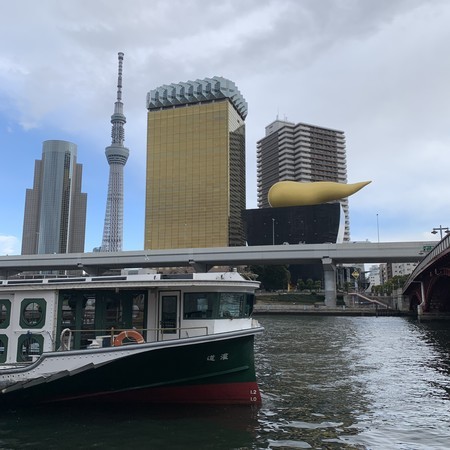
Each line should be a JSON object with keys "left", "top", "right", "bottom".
{"left": 145, "top": 77, "right": 247, "bottom": 249}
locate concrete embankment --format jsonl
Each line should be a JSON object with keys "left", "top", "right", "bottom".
{"left": 253, "top": 303, "right": 411, "bottom": 317}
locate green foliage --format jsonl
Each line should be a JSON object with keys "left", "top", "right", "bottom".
{"left": 371, "top": 275, "right": 409, "bottom": 295}
{"left": 340, "top": 281, "right": 353, "bottom": 293}
{"left": 249, "top": 265, "right": 290, "bottom": 291}
{"left": 297, "top": 278, "right": 323, "bottom": 292}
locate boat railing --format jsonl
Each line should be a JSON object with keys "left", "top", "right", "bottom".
{"left": 59, "top": 328, "right": 73, "bottom": 351}
{"left": 56, "top": 325, "right": 209, "bottom": 352}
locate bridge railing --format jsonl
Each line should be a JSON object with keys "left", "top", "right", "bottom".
{"left": 403, "top": 234, "right": 450, "bottom": 292}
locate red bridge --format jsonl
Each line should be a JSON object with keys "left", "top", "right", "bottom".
{"left": 403, "top": 235, "right": 450, "bottom": 319}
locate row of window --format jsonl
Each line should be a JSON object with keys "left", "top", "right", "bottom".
{"left": 0, "top": 292, "right": 253, "bottom": 326}
{"left": 0, "top": 299, "right": 46, "bottom": 329}
{"left": 0, "top": 334, "right": 43, "bottom": 363}
{"left": 0, "top": 292, "right": 253, "bottom": 361}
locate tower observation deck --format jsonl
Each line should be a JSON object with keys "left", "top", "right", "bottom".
{"left": 101, "top": 52, "right": 129, "bottom": 252}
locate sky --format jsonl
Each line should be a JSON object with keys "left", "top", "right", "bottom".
{"left": 1, "top": 0, "right": 450, "bottom": 255}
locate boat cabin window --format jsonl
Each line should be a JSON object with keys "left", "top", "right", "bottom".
{"left": 0, "top": 300, "right": 11, "bottom": 328}
{"left": 57, "top": 290, "right": 147, "bottom": 350}
{"left": 183, "top": 292, "right": 254, "bottom": 319}
{"left": 20, "top": 299, "right": 46, "bottom": 328}
{"left": 17, "top": 334, "right": 43, "bottom": 362}
{"left": 0, "top": 335, "right": 7, "bottom": 363}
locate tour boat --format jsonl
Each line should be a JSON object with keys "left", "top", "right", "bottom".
{"left": 0, "top": 269, "right": 263, "bottom": 405}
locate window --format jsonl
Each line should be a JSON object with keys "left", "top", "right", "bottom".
{"left": 0, "top": 300, "right": 11, "bottom": 329}
{"left": 20, "top": 299, "right": 46, "bottom": 328}
{"left": 132, "top": 293, "right": 146, "bottom": 330}
{"left": 184, "top": 293, "right": 216, "bottom": 319}
{"left": 219, "top": 293, "right": 246, "bottom": 318}
{"left": 17, "top": 334, "right": 44, "bottom": 362}
{"left": 0, "top": 335, "right": 8, "bottom": 363}
{"left": 183, "top": 292, "right": 254, "bottom": 319}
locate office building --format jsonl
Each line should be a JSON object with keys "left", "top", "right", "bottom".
{"left": 145, "top": 76, "right": 247, "bottom": 249}
{"left": 243, "top": 203, "right": 342, "bottom": 246}
{"left": 21, "top": 140, "right": 87, "bottom": 255}
{"left": 100, "top": 52, "right": 129, "bottom": 252}
{"left": 257, "top": 120, "right": 350, "bottom": 240}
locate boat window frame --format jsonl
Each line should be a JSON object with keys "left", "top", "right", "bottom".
{"left": 17, "top": 333, "right": 44, "bottom": 362}
{"left": 0, "top": 299, "right": 11, "bottom": 329}
{"left": 0, "top": 334, "right": 8, "bottom": 363}
{"left": 20, "top": 298, "right": 47, "bottom": 329}
{"left": 56, "top": 289, "right": 148, "bottom": 350}
{"left": 183, "top": 292, "right": 217, "bottom": 319}
{"left": 183, "top": 292, "right": 254, "bottom": 319}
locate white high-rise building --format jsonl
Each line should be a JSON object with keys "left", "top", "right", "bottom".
{"left": 367, "top": 265, "right": 381, "bottom": 289}
{"left": 257, "top": 119, "right": 349, "bottom": 240}
{"left": 101, "top": 52, "right": 129, "bottom": 252}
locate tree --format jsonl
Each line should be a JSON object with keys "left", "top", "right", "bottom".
{"left": 306, "top": 278, "right": 314, "bottom": 291}
{"left": 313, "top": 280, "right": 322, "bottom": 291}
{"left": 297, "top": 279, "right": 306, "bottom": 291}
{"left": 249, "top": 265, "right": 290, "bottom": 291}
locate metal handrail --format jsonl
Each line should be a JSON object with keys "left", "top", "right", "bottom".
{"left": 59, "top": 328, "right": 73, "bottom": 351}
{"left": 56, "top": 325, "right": 209, "bottom": 351}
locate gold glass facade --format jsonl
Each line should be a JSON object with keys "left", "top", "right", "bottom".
{"left": 145, "top": 100, "right": 246, "bottom": 249}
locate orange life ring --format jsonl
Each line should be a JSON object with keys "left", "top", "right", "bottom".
{"left": 113, "top": 330, "right": 145, "bottom": 346}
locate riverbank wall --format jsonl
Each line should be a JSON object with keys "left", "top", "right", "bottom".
{"left": 253, "top": 302, "right": 413, "bottom": 317}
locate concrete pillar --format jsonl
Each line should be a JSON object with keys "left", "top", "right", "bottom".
{"left": 322, "top": 257, "right": 337, "bottom": 307}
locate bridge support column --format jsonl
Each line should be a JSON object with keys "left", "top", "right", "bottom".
{"left": 322, "top": 257, "right": 337, "bottom": 307}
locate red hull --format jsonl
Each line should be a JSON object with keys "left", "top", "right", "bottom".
{"left": 55, "top": 382, "right": 262, "bottom": 405}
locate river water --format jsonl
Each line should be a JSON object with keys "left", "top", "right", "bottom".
{"left": 0, "top": 315, "right": 449, "bottom": 449}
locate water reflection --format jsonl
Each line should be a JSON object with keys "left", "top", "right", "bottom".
{"left": 256, "top": 316, "right": 370, "bottom": 449}
{"left": 0, "top": 404, "right": 260, "bottom": 450}
{"left": 256, "top": 316, "right": 450, "bottom": 450}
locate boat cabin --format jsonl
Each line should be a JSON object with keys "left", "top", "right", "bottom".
{"left": 0, "top": 271, "right": 258, "bottom": 365}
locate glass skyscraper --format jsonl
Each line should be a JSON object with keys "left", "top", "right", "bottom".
{"left": 145, "top": 76, "right": 247, "bottom": 249}
{"left": 21, "top": 140, "right": 87, "bottom": 255}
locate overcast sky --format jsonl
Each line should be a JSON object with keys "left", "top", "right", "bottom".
{"left": 1, "top": 0, "right": 449, "bottom": 254}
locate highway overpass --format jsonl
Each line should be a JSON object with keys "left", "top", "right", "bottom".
{"left": 0, "top": 241, "right": 435, "bottom": 277}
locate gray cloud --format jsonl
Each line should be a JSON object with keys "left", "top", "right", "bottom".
{"left": 1, "top": 0, "right": 449, "bottom": 252}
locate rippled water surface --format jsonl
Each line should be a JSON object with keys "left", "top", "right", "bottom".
{"left": 0, "top": 316, "right": 449, "bottom": 449}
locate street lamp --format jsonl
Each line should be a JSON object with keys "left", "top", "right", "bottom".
{"left": 431, "top": 225, "right": 450, "bottom": 239}
{"left": 272, "top": 218, "right": 275, "bottom": 245}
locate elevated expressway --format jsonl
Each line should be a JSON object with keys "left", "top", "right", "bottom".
{"left": 0, "top": 241, "right": 433, "bottom": 306}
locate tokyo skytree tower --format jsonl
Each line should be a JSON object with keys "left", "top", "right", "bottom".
{"left": 101, "top": 52, "right": 129, "bottom": 252}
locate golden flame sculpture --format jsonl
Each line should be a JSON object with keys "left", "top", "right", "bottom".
{"left": 268, "top": 181, "right": 371, "bottom": 207}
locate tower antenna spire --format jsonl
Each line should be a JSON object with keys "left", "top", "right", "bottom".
{"left": 117, "top": 51, "right": 123, "bottom": 103}
{"left": 110, "top": 52, "right": 126, "bottom": 147}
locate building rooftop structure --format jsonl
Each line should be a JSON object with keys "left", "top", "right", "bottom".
{"left": 146, "top": 76, "right": 248, "bottom": 120}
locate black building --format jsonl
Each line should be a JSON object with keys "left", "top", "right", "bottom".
{"left": 243, "top": 203, "right": 342, "bottom": 284}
